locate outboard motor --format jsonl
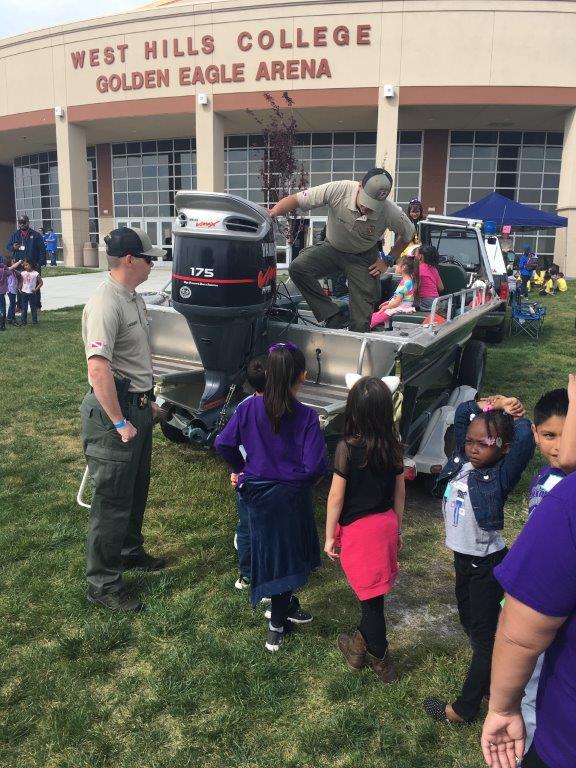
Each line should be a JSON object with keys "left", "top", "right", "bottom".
{"left": 172, "top": 191, "right": 276, "bottom": 445}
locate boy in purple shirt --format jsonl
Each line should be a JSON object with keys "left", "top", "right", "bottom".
{"left": 520, "top": 378, "right": 576, "bottom": 752}
{"left": 481, "top": 472, "right": 576, "bottom": 768}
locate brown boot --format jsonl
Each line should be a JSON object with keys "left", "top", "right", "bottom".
{"left": 367, "top": 648, "right": 398, "bottom": 683}
{"left": 337, "top": 630, "right": 367, "bottom": 671}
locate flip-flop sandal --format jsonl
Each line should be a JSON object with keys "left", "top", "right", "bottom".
{"left": 423, "top": 697, "right": 466, "bottom": 725}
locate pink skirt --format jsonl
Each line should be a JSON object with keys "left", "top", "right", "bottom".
{"left": 335, "top": 509, "right": 399, "bottom": 600}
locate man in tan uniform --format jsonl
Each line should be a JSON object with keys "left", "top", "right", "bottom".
{"left": 269, "top": 168, "right": 415, "bottom": 332}
{"left": 81, "top": 227, "right": 166, "bottom": 612}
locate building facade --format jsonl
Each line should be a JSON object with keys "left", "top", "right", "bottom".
{"left": 1, "top": 0, "right": 576, "bottom": 271}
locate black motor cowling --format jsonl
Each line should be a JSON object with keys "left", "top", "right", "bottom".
{"left": 172, "top": 191, "right": 277, "bottom": 441}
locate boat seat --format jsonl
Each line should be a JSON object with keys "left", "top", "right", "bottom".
{"left": 438, "top": 263, "right": 469, "bottom": 295}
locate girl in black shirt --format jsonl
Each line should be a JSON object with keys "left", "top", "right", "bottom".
{"left": 325, "top": 376, "right": 405, "bottom": 682}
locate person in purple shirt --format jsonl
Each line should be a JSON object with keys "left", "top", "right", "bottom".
{"left": 480, "top": 471, "right": 576, "bottom": 768}
{"left": 215, "top": 342, "right": 328, "bottom": 653}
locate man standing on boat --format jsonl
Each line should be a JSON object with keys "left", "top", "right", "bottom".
{"left": 268, "top": 168, "right": 414, "bottom": 332}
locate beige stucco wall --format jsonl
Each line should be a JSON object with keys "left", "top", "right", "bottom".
{"left": 1, "top": 1, "right": 576, "bottom": 116}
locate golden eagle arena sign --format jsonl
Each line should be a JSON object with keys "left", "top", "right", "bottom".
{"left": 68, "top": 25, "right": 372, "bottom": 92}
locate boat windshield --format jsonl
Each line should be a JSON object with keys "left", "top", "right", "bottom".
{"left": 427, "top": 226, "right": 481, "bottom": 271}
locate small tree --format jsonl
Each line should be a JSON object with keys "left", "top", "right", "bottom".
{"left": 246, "top": 92, "right": 309, "bottom": 253}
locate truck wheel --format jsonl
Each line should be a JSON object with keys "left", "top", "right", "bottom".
{"left": 486, "top": 325, "right": 505, "bottom": 344}
{"left": 458, "top": 340, "right": 487, "bottom": 391}
{"left": 160, "top": 420, "right": 189, "bottom": 444}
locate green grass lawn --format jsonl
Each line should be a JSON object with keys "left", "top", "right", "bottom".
{"left": 1, "top": 290, "right": 574, "bottom": 768}
{"left": 42, "top": 266, "right": 103, "bottom": 278}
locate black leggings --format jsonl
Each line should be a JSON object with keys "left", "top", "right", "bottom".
{"left": 270, "top": 591, "right": 292, "bottom": 628}
{"left": 359, "top": 595, "right": 388, "bottom": 659}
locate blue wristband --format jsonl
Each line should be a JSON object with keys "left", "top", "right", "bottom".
{"left": 114, "top": 418, "right": 127, "bottom": 430}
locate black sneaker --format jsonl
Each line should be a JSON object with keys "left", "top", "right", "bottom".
{"left": 265, "top": 626, "right": 285, "bottom": 652}
{"left": 122, "top": 551, "right": 167, "bottom": 572}
{"left": 265, "top": 595, "right": 313, "bottom": 624}
{"left": 87, "top": 588, "right": 143, "bottom": 612}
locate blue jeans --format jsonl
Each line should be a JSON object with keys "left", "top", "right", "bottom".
{"left": 235, "top": 491, "right": 251, "bottom": 579}
{"left": 20, "top": 292, "right": 38, "bottom": 324}
{"left": 49, "top": 250, "right": 57, "bottom": 266}
{"left": 7, "top": 292, "right": 16, "bottom": 321}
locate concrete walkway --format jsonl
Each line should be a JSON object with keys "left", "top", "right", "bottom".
{"left": 41, "top": 263, "right": 172, "bottom": 310}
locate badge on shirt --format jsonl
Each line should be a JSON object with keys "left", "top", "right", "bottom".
{"left": 367, "top": 226, "right": 375, "bottom": 235}
{"left": 89, "top": 340, "right": 104, "bottom": 349}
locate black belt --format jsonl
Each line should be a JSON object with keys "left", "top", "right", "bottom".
{"left": 90, "top": 387, "right": 154, "bottom": 409}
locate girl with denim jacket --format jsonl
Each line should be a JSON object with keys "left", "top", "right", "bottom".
{"left": 424, "top": 395, "right": 534, "bottom": 725}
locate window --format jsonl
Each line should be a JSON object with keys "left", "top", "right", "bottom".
{"left": 445, "top": 131, "right": 563, "bottom": 260}
{"left": 225, "top": 132, "right": 378, "bottom": 206}
{"left": 111, "top": 138, "right": 197, "bottom": 221}
{"left": 14, "top": 148, "right": 99, "bottom": 245}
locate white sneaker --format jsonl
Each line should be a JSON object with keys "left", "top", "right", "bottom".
{"left": 235, "top": 575, "right": 250, "bottom": 590}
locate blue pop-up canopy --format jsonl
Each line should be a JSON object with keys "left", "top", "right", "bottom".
{"left": 451, "top": 192, "right": 567, "bottom": 229}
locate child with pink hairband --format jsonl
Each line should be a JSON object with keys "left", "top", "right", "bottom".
{"left": 424, "top": 393, "right": 534, "bottom": 726}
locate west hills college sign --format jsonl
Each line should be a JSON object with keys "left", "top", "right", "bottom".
{"left": 69, "top": 25, "right": 372, "bottom": 92}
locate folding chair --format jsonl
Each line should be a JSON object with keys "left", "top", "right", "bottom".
{"left": 509, "top": 293, "right": 546, "bottom": 340}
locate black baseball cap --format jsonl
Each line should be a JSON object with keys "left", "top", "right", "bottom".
{"left": 105, "top": 227, "right": 166, "bottom": 259}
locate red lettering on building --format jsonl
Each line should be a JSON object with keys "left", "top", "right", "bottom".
{"left": 103, "top": 46, "right": 115, "bottom": 65}
{"left": 313, "top": 27, "right": 327, "bottom": 46}
{"left": 334, "top": 26, "right": 350, "bottom": 45}
{"left": 357, "top": 24, "right": 371, "bottom": 44}
{"left": 238, "top": 32, "right": 252, "bottom": 51}
{"left": 258, "top": 30, "right": 274, "bottom": 50}
{"left": 202, "top": 35, "right": 215, "bottom": 54}
{"left": 195, "top": 221, "right": 219, "bottom": 228}
{"left": 70, "top": 50, "right": 86, "bottom": 69}
{"left": 296, "top": 28, "right": 309, "bottom": 48}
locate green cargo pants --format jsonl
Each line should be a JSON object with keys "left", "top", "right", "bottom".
{"left": 81, "top": 391, "right": 153, "bottom": 596}
{"left": 288, "top": 240, "right": 381, "bottom": 332}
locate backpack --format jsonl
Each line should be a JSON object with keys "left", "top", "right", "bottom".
{"left": 525, "top": 254, "right": 539, "bottom": 270}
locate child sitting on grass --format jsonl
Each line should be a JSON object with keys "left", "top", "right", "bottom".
{"left": 521, "top": 378, "right": 576, "bottom": 754}
{"left": 232, "top": 358, "right": 267, "bottom": 591}
{"left": 424, "top": 394, "right": 534, "bottom": 725}
{"left": 324, "top": 377, "right": 405, "bottom": 683}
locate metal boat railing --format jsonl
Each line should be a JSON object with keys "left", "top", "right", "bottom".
{"left": 426, "top": 283, "right": 493, "bottom": 328}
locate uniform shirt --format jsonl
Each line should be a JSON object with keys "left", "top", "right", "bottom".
{"left": 495, "top": 473, "right": 576, "bottom": 768}
{"left": 443, "top": 462, "right": 505, "bottom": 556}
{"left": 296, "top": 181, "right": 414, "bottom": 254}
{"left": 215, "top": 395, "right": 328, "bottom": 487}
{"left": 82, "top": 274, "right": 153, "bottom": 392}
{"left": 21, "top": 270, "right": 39, "bottom": 294}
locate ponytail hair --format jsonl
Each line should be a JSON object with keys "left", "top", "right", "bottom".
{"left": 399, "top": 253, "right": 419, "bottom": 302}
{"left": 264, "top": 342, "right": 306, "bottom": 433}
